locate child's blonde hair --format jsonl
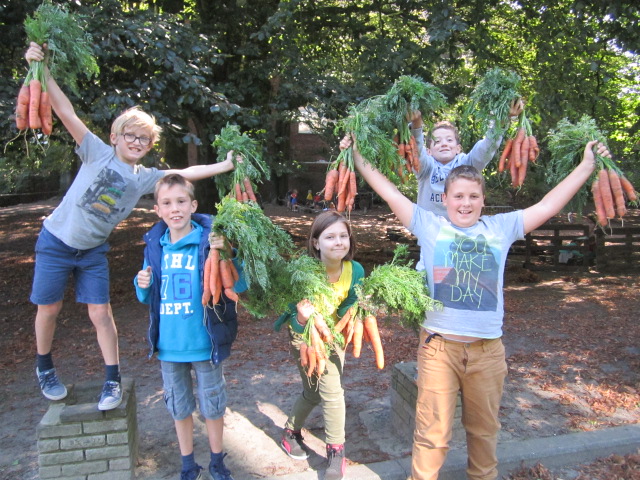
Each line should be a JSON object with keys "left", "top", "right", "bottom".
{"left": 111, "top": 106, "right": 162, "bottom": 144}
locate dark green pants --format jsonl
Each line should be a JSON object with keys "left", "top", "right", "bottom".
{"left": 285, "top": 331, "right": 346, "bottom": 445}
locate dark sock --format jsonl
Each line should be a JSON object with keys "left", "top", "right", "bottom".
{"left": 181, "top": 452, "right": 196, "bottom": 472}
{"left": 37, "top": 353, "right": 54, "bottom": 372}
{"left": 210, "top": 450, "right": 223, "bottom": 467}
{"left": 105, "top": 364, "right": 121, "bottom": 383}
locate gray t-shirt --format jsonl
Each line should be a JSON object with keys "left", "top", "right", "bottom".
{"left": 413, "top": 127, "right": 502, "bottom": 217}
{"left": 409, "top": 205, "right": 524, "bottom": 338}
{"left": 44, "top": 131, "right": 164, "bottom": 250}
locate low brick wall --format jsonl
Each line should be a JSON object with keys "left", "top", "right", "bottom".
{"left": 390, "top": 362, "right": 462, "bottom": 441}
{"left": 37, "top": 377, "right": 137, "bottom": 480}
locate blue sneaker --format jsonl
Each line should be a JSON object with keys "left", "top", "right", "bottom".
{"left": 36, "top": 367, "right": 67, "bottom": 401}
{"left": 209, "top": 453, "right": 234, "bottom": 480}
{"left": 180, "top": 465, "right": 203, "bottom": 480}
{"left": 98, "top": 380, "right": 122, "bottom": 411}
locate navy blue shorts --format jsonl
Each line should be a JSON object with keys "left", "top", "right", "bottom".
{"left": 30, "top": 227, "right": 110, "bottom": 305}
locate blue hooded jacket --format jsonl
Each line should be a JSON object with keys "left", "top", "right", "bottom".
{"left": 138, "top": 213, "right": 246, "bottom": 365}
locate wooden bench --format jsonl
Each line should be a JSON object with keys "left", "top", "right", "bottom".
{"left": 595, "top": 225, "right": 640, "bottom": 271}
{"left": 523, "top": 223, "right": 592, "bottom": 270}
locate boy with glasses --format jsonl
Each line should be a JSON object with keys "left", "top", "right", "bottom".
{"left": 25, "top": 42, "right": 235, "bottom": 410}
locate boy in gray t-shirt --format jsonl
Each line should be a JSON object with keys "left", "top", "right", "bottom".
{"left": 347, "top": 134, "right": 610, "bottom": 480}
{"left": 26, "top": 42, "right": 235, "bottom": 411}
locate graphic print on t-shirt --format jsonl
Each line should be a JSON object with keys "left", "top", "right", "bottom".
{"left": 78, "top": 168, "right": 127, "bottom": 221}
{"left": 432, "top": 228, "right": 499, "bottom": 311}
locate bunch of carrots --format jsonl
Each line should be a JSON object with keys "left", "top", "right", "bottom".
{"left": 591, "top": 167, "right": 637, "bottom": 227}
{"left": 201, "top": 238, "right": 240, "bottom": 306}
{"left": 212, "top": 123, "right": 270, "bottom": 204}
{"left": 335, "top": 307, "right": 384, "bottom": 370}
{"left": 498, "top": 111, "right": 539, "bottom": 187}
{"left": 546, "top": 115, "right": 638, "bottom": 227}
{"left": 394, "top": 133, "right": 420, "bottom": 179}
{"left": 15, "top": 61, "right": 52, "bottom": 135}
{"left": 323, "top": 156, "right": 358, "bottom": 213}
{"left": 15, "top": 1, "right": 98, "bottom": 138}
{"left": 299, "top": 307, "right": 384, "bottom": 378}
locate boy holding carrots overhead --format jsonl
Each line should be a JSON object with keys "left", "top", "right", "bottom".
{"left": 343, "top": 134, "right": 610, "bottom": 480}
{"left": 25, "top": 42, "right": 235, "bottom": 411}
{"left": 135, "top": 174, "right": 246, "bottom": 480}
{"left": 409, "top": 98, "right": 524, "bottom": 218}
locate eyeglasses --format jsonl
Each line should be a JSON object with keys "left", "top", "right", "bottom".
{"left": 121, "top": 133, "right": 152, "bottom": 146}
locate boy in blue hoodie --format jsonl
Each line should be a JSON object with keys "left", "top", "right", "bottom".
{"left": 135, "top": 174, "right": 246, "bottom": 480}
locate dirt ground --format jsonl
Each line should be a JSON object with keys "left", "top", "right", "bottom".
{"left": 0, "top": 199, "right": 638, "bottom": 479}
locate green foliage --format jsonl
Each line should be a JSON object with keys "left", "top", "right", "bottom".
{"left": 24, "top": 1, "right": 98, "bottom": 95}
{"left": 211, "top": 197, "right": 295, "bottom": 293}
{"left": 545, "top": 115, "right": 610, "bottom": 213}
{"left": 240, "top": 252, "right": 337, "bottom": 320}
{"left": 212, "top": 124, "right": 270, "bottom": 198}
{"left": 460, "top": 68, "right": 522, "bottom": 147}
{"left": 355, "top": 245, "right": 441, "bottom": 329}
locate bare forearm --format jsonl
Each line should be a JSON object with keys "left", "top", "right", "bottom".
{"left": 171, "top": 159, "right": 234, "bottom": 181}
{"left": 523, "top": 160, "right": 594, "bottom": 233}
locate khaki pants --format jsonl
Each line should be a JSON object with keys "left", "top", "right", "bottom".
{"left": 285, "top": 332, "right": 346, "bottom": 445}
{"left": 410, "top": 329, "right": 507, "bottom": 480}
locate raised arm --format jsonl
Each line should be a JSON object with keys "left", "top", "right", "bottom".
{"left": 346, "top": 137, "right": 414, "bottom": 228}
{"left": 523, "top": 141, "right": 608, "bottom": 233}
{"left": 165, "top": 150, "right": 235, "bottom": 181}
{"left": 25, "top": 42, "right": 89, "bottom": 145}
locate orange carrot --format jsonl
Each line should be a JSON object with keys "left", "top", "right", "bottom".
{"left": 512, "top": 128, "right": 525, "bottom": 169}
{"left": 337, "top": 163, "right": 350, "bottom": 197}
{"left": 39, "top": 90, "right": 53, "bottom": 135}
{"left": 336, "top": 186, "right": 347, "bottom": 213}
{"left": 28, "top": 79, "right": 42, "bottom": 130}
{"left": 202, "top": 255, "right": 212, "bottom": 306}
{"left": 591, "top": 180, "right": 608, "bottom": 227}
{"left": 352, "top": 318, "right": 364, "bottom": 358}
{"left": 397, "top": 141, "right": 406, "bottom": 160}
{"left": 224, "top": 287, "right": 239, "bottom": 302}
{"left": 234, "top": 183, "right": 243, "bottom": 202}
{"left": 324, "top": 168, "right": 339, "bottom": 201}
{"left": 243, "top": 177, "right": 257, "bottom": 202}
{"left": 517, "top": 155, "right": 528, "bottom": 187}
{"left": 306, "top": 343, "right": 317, "bottom": 377}
{"left": 607, "top": 170, "right": 626, "bottom": 217}
{"left": 299, "top": 342, "right": 309, "bottom": 368}
{"left": 209, "top": 249, "right": 221, "bottom": 305}
{"left": 519, "top": 135, "right": 530, "bottom": 173}
{"left": 344, "top": 317, "right": 356, "bottom": 346}
{"left": 242, "top": 191, "right": 249, "bottom": 202}
{"left": 409, "top": 136, "right": 420, "bottom": 173}
{"left": 510, "top": 151, "right": 519, "bottom": 188}
{"left": 498, "top": 138, "right": 513, "bottom": 173}
{"left": 598, "top": 169, "right": 615, "bottom": 219}
{"left": 528, "top": 136, "right": 539, "bottom": 162}
{"left": 15, "top": 84, "right": 30, "bottom": 131}
{"left": 219, "top": 259, "right": 235, "bottom": 289}
{"left": 313, "top": 315, "right": 333, "bottom": 343}
{"left": 334, "top": 307, "right": 353, "bottom": 333}
{"left": 619, "top": 175, "right": 637, "bottom": 202}
{"left": 363, "top": 315, "right": 384, "bottom": 369}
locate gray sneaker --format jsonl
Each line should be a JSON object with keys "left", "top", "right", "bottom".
{"left": 280, "top": 428, "right": 309, "bottom": 460}
{"left": 98, "top": 380, "right": 122, "bottom": 411}
{"left": 36, "top": 367, "right": 67, "bottom": 401}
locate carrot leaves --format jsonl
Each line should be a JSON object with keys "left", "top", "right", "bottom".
{"left": 24, "top": 1, "right": 99, "bottom": 95}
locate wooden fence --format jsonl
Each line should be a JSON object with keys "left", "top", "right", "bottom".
{"left": 522, "top": 223, "right": 592, "bottom": 270}
{"left": 594, "top": 225, "right": 640, "bottom": 271}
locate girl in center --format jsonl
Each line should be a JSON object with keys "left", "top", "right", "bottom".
{"left": 274, "top": 211, "right": 365, "bottom": 480}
